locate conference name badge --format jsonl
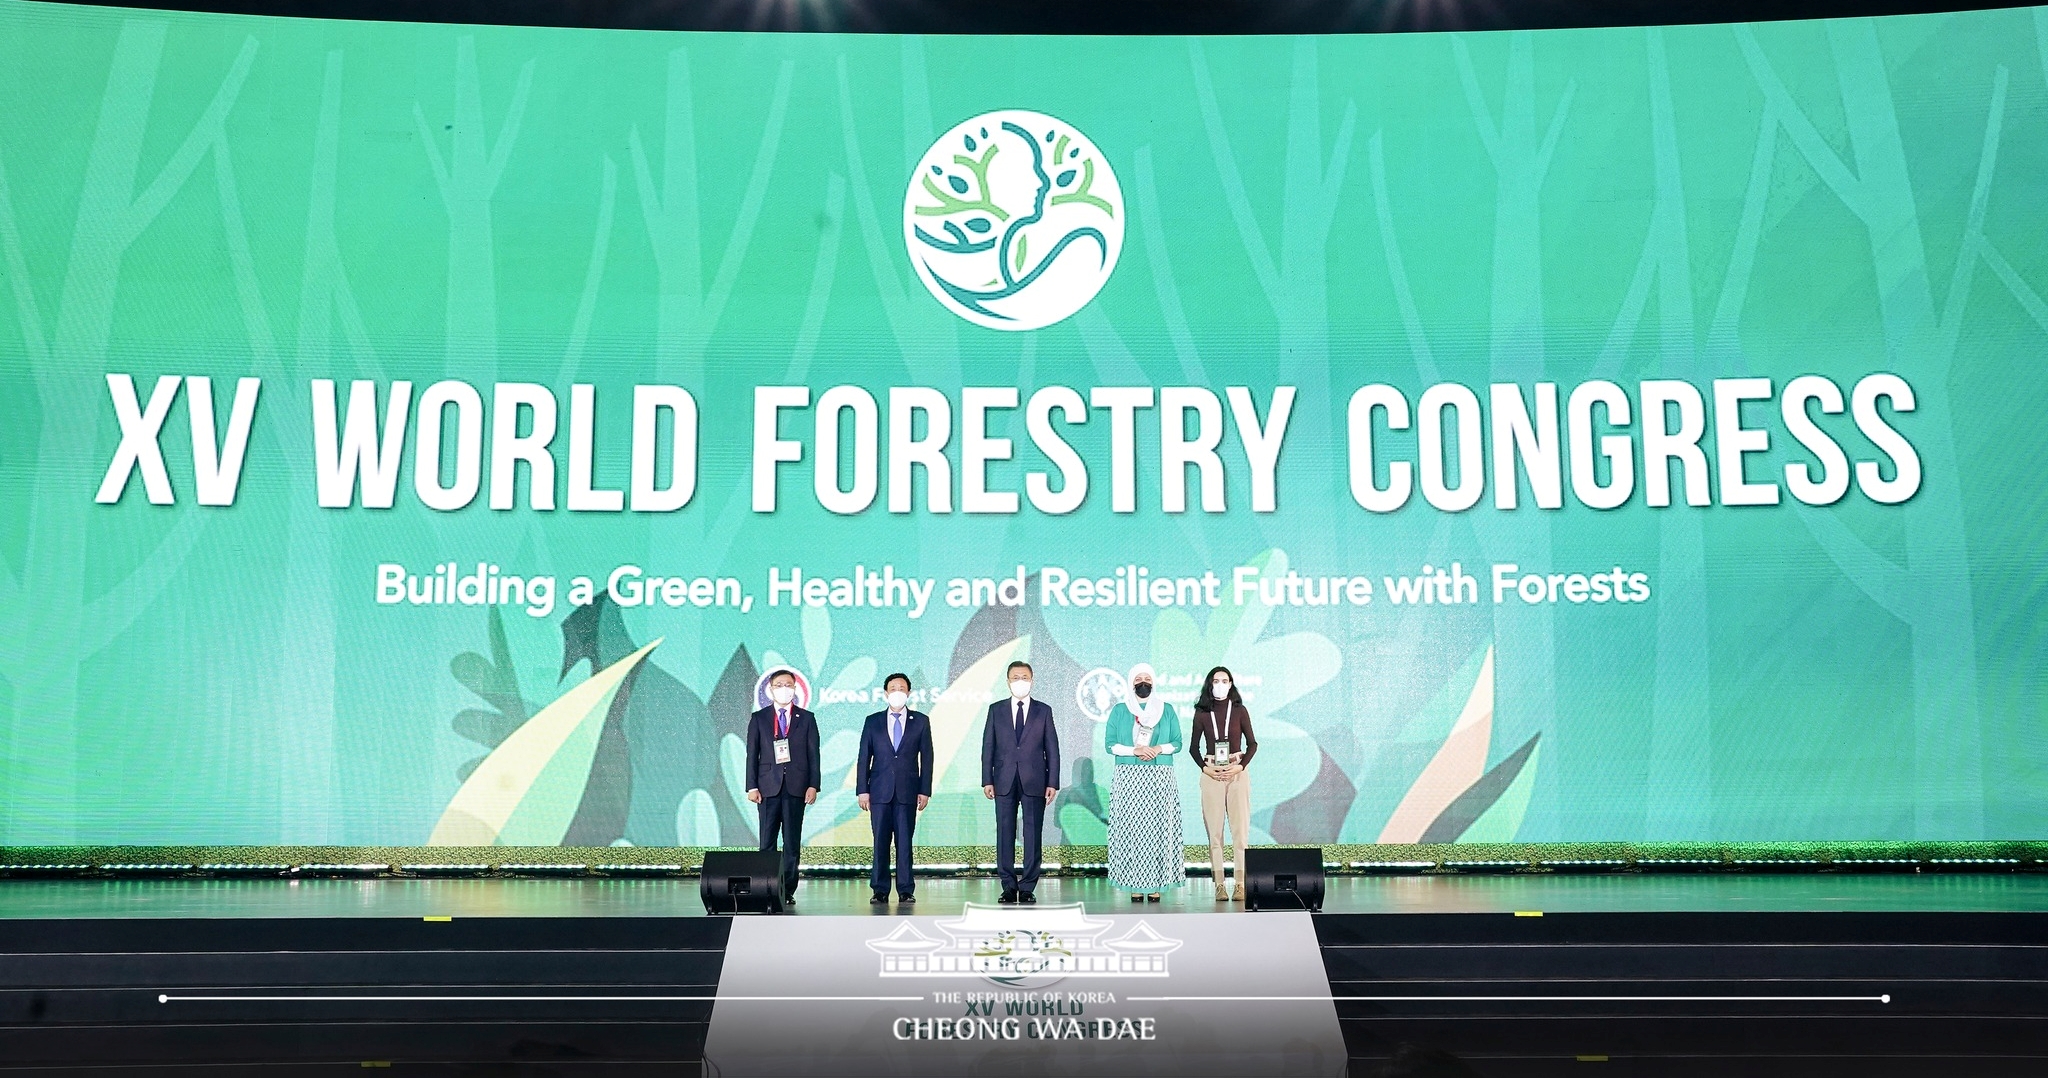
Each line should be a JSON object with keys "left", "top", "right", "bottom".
{"left": 774, "top": 739, "right": 792, "bottom": 765}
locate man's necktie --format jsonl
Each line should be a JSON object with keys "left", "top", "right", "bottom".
{"left": 1014, "top": 701, "right": 1025, "bottom": 745}
{"left": 891, "top": 714, "right": 903, "bottom": 752}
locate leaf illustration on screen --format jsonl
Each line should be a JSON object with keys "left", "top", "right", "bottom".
{"left": 429, "top": 640, "right": 659, "bottom": 846}
{"left": 1053, "top": 757, "right": 1110, "bottom": 846}
{"left": 1360, "top": 646, "right": 1541, "bottom": 845}
{"left": 559, "top": 595, "right": 718, "bottom": 848}
{"left": 1422, "top": 735, "right": 1541, "bottom": 845}
{"left": 450, "top": 607, "right": 535, "bottom": 782}
{"left": 1150, "top": 549, "right": 1342, "bottom": 717}
{"left": 1269, "top": 748, "right": 1358, "bottom": 844}
{"left": 709, "top": 643, "right": 764, "bottom": 843}
{"left": 1376, "top": 647, "right": 1495, "bottom": 844}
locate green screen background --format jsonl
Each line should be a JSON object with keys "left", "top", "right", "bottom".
{"left": 0, "top": 1, "right": 2044, "bottom": 850}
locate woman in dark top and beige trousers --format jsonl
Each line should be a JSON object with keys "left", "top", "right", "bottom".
{"left": 1189, "top": 665, "right": 1257, "bottom": 902}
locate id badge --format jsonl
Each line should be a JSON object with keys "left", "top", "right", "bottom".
{"left": 773, "top": 738, "right": 792, "bottom": 764}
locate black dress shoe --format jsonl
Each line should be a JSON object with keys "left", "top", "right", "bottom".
{"left": 784, "top": 895, "right": 796, "bottom": 907}
{"left": 899, "top": 893, "right": 915, "bottom": 905}
{"left": 871, "top": 892, "right": 889, "bottom": 904}
{"left": 998, "top": 889, "right": 1019, "bottom": 905}
{"left": 1020, "top": 891, "right": 1037, "bottom": 904}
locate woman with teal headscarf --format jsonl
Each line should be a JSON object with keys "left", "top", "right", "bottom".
{"left": 1105, "top": 663, "right": 1185, "bottom": 901}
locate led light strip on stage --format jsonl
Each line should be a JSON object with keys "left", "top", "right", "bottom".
{"left": 159, "top": 993, "right": 926, "bottom": 1002}
{"left": 156, "top": 991, "right": 1895, "bottom": 1004}
{"left": 1127, "top": 993, "right": 1894, "bottom": 1003}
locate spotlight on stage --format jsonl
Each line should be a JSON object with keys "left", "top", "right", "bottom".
{"left": 1245, "top": 847, "right": 1325, "bottom": 912}
{"left": 699, "top": 851, "right": 787, "bottom": 914}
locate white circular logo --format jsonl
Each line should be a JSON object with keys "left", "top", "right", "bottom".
{"left": 904, "top": 110, "right": 1123, "bottom": 331}
{"left": 1075, "top": 667, "right": 1125, "bottom": 724}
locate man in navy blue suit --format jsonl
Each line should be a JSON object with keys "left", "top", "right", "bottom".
{"left": 856, "top": 672, "right": 934, "bottom": 905}
{"left": 982, "top": 660, "right": 1060, "bottom": 904}
{"left": 745, "top": 668, "right": 819, "bottom": 905}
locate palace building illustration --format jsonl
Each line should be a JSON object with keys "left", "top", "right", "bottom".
{"left": 865, "top": 904, "right": 1183, "bottom": 978}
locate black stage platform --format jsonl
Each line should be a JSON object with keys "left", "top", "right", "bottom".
{"left": 6, "top": 873, "right": 2047, "bottom": 918}
{"left": 1, "top": 876, "right": 2044, "bottom": 1074}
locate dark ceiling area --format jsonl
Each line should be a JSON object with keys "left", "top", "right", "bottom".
{"left": 26, "top": 0, "right": 2041, "bottom": 34}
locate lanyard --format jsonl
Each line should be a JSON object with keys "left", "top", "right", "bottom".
{"left": 1210, "top": 702, "right": 1231, "bottom": 750}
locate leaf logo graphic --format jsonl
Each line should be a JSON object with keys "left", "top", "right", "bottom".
{"left": 904, "top": 110, "right": 1124, "bottom": 330}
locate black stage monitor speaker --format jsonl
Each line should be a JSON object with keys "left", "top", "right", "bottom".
{"left": 1245, "top": 847, "right": 1325, "bottom": 912}
{"left": 700, "top": 851, "right": 786, "bottom": 914}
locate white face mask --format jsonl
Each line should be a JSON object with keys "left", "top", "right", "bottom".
{"left": 1212, "top": 681, "right": 1231, "bottom": 700}
{"left": 1009, "top": 678, "right": 1032, "bottom": 699}
{"left": 770, "top": 685, "right": 796, "bottom": 706}
{"left": 886, "top": 690, "right": 909, "bottom": 711}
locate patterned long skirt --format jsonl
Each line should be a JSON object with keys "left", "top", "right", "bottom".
{"left": 1107, "top": 764, "right": 1185, "bottom": 893}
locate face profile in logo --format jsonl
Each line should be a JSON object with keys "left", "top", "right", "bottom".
{"left": 904, "top": 110, "right": 1124, "bottom": 331}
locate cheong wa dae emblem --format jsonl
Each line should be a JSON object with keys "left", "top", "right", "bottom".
{"left": 867, "top": 903, "right": 1180, "bottom": 986}
{"left": 904, "top": 110, "right": 1124, "bottom": 330}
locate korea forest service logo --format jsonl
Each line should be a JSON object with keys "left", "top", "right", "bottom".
{"left": 904, "top": 110, "right": 1124, "bottom": 331}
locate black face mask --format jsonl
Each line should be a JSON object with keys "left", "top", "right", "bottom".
{"left": 1133, "top": 682, "right": 1153, "bottom": 699}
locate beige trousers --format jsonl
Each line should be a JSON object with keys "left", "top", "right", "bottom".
{"left": 1199, "top": 769, "right": 1251, "bottom": 887}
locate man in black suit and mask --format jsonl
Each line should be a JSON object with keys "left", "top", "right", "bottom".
{"left": 746, "top": 668, "right": 819, "bottom": 905}
{"left": 982, "top": 660, "right": 1060, "bottom": 904}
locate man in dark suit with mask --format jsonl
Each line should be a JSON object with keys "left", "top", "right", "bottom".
{"left": 857, "top": 672, "right": 934, "bottom": 905}
{"left": 982, "top": 660, "right": 1060, "bottom": 904}
{"left": 746, "top": 668, "right": 819, "bottom": 905}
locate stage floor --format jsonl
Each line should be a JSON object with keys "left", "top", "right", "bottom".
{"left": 1, "top": 872, "right": 2045, "bottom": 919}
{"left": 1, "top": 876, "right": 2043, "bottom": 1073}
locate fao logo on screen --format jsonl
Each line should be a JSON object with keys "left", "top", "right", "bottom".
{"left": 903, "top": 110, "right": 1124, "bottom": 331}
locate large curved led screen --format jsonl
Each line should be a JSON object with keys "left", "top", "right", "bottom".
{"left": 1, "top": 2, "right": 2044, "bottom": 847}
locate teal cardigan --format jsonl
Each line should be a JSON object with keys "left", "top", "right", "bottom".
{"left": 1105, "top": 703, "right": 1182, "bottom": 767}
